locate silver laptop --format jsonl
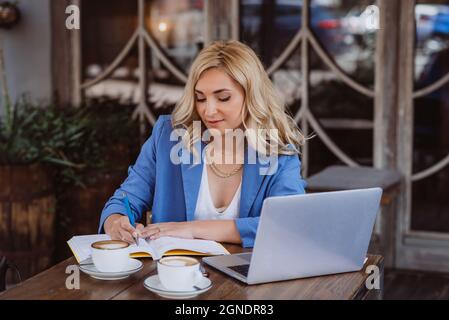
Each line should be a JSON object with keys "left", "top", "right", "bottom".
{"left": 202, "top": 188, "right": 382, "bottom": 285}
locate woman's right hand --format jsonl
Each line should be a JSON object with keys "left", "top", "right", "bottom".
{"left": 104, "top": 214, "right": 144, "bottom": 244}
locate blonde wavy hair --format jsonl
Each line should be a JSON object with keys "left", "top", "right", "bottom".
{"left": 171, "top": 40, "right": 305, "bottom": 158}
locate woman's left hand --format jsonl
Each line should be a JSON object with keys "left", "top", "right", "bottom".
{"left": 140, "top": 222, "right": 196, "bottom": 240}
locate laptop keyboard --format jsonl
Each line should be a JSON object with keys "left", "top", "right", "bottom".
{"left": 228, "top": 264, "right": 250, "bottom": 277}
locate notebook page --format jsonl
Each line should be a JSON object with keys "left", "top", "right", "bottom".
{"left": 67, "top": 235, "right": 229, "bottom": 262}
{"left": 149, "top": 236, "right": 230, "bottom": 260}
{"left": 67, "top": 234, "right": 110, "bottom": 263}
{"left": 68, "top": 234, "right": 154, "bottom": 263}
{"left": 128, "top": 237, "right": 155, "bottom": 257}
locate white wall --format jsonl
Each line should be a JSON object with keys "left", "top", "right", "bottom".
{"left": 1, "top": 0, "right": 52, "bottom": 111}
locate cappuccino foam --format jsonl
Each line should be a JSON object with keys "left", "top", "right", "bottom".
{"left": 160, "top": 257, "right": 198, "bottom": 267}
{"left": 100, "top": 243, "right": 127, "bottom": 249}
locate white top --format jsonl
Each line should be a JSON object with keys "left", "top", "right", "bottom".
{"left": 194, "top": 161, "right": 242, "bottom": 221}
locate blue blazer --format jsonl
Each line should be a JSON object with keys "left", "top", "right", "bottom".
{"left": 99, "top": 115, "right": 307, "bottom": 247}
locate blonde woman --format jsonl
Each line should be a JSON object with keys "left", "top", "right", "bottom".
{"left": 100, "top": 40, "right": 307, "bottom": 248}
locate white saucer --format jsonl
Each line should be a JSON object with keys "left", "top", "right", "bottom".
{"left": 79, "top": 258, "right": 143, "bottom": 280}
{"left": 143, "top": 274, "right": 212, "bottom": 299}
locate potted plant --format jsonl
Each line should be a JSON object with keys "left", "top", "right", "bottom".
{"left": 54, "top": 100, "right": 141, "bottom": 262}
{"left": 0, "top": 98, "right": 97, "bottom": 280}
{"left": 0, "top": 26, "right": 142, "bottom": 277}
{"left": 0, "top": 36, "right": 94, "bottom": 279}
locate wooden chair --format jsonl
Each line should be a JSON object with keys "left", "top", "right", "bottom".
{"left": 0, "top": 256, "right": 22, "bottom": 292}
{"left": 306, "top": 165, "right": 402, "bottom": 268}
{"left": 146, "top": 210, "right": 153, "bottom": 225}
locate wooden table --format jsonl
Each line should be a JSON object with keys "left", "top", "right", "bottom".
{"left": 0, "top": 244, "right": 383, "bottom": 300}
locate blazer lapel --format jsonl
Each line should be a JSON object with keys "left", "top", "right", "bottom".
{"left": 181, "top": 141, "right": 204, "bottom": 221}
{"left": 239, "top": 145, "right": 265, "bottom": 219}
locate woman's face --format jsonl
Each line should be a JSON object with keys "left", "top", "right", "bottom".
{"left": 194, "top": 68, "right": 245, "bottom": 135}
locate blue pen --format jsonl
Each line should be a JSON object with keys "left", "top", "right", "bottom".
{"left": 122, "top": 192, "right": 139, "bottom": 246}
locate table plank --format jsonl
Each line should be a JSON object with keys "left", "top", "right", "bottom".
{"left": 0, "top": 243, "right": 383, "bottom": 300}
{"left": 0, "top": 257, "right": 156, "bottom": 300}
{"left": 114, "top": 255, "right": 383, "bottom": 300}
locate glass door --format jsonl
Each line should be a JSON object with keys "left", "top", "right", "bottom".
{"left": 396, "top": 0, "right": 449, "bottom": 272}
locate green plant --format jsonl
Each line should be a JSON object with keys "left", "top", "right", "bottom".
{"left": 0, "top": 102, "right": 102, "bottom": 184}
{"left": 52, "top": 100, "right": 141, "bottom": 187}
{"left": 0, "top": 30, "right": 93, "bottom": 172}
{"left": 44, "top": 105, "right": 104, "bottom": 186}
{"left": 83, "top": 100, "right": 141, "bottom": 162}
{"left": 53, "top": 101, "right": 141, "bottom": 257}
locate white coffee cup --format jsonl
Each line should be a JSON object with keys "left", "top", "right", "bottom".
{"left": 91, "top": 240, "right": 130, "bottom": 273}
{"left": 157, "top": 256, "right": 204, "bottom": 291}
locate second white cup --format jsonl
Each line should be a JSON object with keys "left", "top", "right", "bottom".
{"left": 157, "top": 256, "right": 204, "bottom": 291}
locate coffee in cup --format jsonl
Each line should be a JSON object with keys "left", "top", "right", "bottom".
{"left": 91, "top": 240, "right": 130, "bottom": 273}
{"left": 157, "top": 256, "right": 204, "bottom": 291}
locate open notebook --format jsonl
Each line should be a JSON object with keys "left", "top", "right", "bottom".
{"left": 67, "top": 234, "right": 230, "bottom": 264}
